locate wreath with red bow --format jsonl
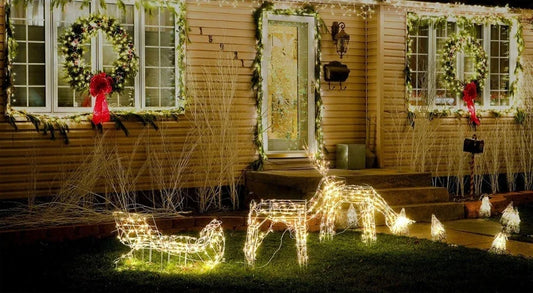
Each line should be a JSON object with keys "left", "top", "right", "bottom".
{"left": 60, "top": 14, "right": 139, "bottom": 124}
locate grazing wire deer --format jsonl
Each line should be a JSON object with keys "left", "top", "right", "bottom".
{"left": 243, "top": 154, "right": 414, "bottom": 267}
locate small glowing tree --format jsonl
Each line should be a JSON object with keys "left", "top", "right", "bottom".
{"left": 431, "top": 214, "right": 446, "bottom": 242}
{"left": 479, "top": 195, "right": 492, "bottom": 217}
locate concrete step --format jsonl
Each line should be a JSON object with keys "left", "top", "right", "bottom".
{"left": 370, "top": 202, "right": 465, "bottom": 225}
{"left": 263, "top": 158, "right": 314, "bottom": 171}
{"left": 245, "top": 169, "right": 434, "bottom": 200}
{"left": 376, "top": 186, "right": 450, "bottom": 206}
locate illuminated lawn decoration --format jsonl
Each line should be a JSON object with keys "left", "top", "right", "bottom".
{"left": 431, "top": 214, "right": 446, "bottom": 242}
{"left": 244, "top": 176, "right": 414, "bottom": 266}
{"left": 113, "top": 212, "right": 225, "bottom": 268}
{"left": 244, "top": 200, "right": 308, "bottom": 267}
{"left": 347, "top": 203, "right": 358, "bottom": 228}
{"left": 501, "top": 202, "right": 520, "bottom": 234}
{"left": 479, "top": 195, "right": 492, "bottom": 217}
{"left": 309, "top": 176, "right": 415, "bottom": 243}
{"left": 489, "top": 232, "right": 508, "bottom": 254}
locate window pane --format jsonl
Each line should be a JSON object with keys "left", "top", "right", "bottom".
{"left": 28, "top": 87, "right": 45, "bottom": 107}
{"left": 13, "top": 65, "right": 27, "bottom": 85}
{"left": 144, "top": 6, "right": 177, "bottom": 108}
{"left": 489, "top": 25, "right": 511, "bottom": 107}
{"left": 56, "top": 1, "right": 91, "bottom": 110}
{"left": 28, "top": 25, "right": 44, "bottom": 41}
{"left": 11, "top": 87, "right": 27, "bottom": 107}
{"left": 28, "top": 43, "right": 45, "bottom": 63}
{"left": 145, "top": 68, "right": 159, "bottom": 86}
{"left": 28, "top": 65, "right": 45, "bottom": 85}
{"left": 11, "top": 1, "right": 46, "bottom": 108}
{"left": 102, "top": 3, "right": 135, "bottom": 108}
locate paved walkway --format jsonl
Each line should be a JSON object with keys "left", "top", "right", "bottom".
{"left": 376, "top": 218, "right": 533, "bottom": 258}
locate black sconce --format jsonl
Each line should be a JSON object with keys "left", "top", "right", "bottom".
{"left": 331, "top": 21, "right": 350, "bottom": 59}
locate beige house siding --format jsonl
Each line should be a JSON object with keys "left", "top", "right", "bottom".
{"left": 0, "top": 1, "right": 369, "bottom": 199}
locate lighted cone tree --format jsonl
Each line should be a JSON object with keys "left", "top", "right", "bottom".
{"left": 479, "top": 195, "right": 492, "bottom": 217}
{"left": 489, "top": 232, "right": 508, "bottom": 254}
{"left": 431, "top": 214, "right": 446, "bottom": 242}
{"left": 501, "top": 202, "right": 520, "bottom": 234}
{"left": 346, "top": 203, "right": 358, "bottom": 228}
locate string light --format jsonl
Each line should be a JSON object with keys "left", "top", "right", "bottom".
{"left": 479, "top": 195, "right": 492, "bottom": 217}
{"left": 489, "top": 232, "right": 508, "bottom": 254}
{"left": 113, "top": 212, "right": 225, "bottom": 268}
{"left": 431, "top": 214, "right": 446, "bottom": 242}
{"left": 244, "top": 200, "right": 308, "bottom": 267}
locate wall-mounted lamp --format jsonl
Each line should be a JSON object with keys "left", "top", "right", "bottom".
{"left": 331, "top": 21, "right": 350, "bottom": 59}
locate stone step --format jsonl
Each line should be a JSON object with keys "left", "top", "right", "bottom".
{"left": 376, "top": 186, "right": 450, "bottom": 206}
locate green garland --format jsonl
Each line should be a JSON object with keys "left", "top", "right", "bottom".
{"left": 405, "top": 13, "right": 524, "bottom": 121}
{"left": 60, "top": 14, "right": 139, "bottom": 93}
{"left": 4, "top": 0, "right": 188, "bottom": 142}
{"left": 440, "top": 32, "right": 488, "bottom": 96}
{"left": 252, "top": 2, "right": 325, "bottom": 168}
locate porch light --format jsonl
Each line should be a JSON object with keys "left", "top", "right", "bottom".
{"left": 331, "top": 21, "right": 350, "bottom": 58}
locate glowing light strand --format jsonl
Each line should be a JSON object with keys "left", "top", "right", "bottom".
{"left": 113, "top": 212, "right": 225, "bottom": 268}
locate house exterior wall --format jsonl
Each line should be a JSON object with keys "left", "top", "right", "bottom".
{"left": 0, "top": 0, "right": 369, "bottom": 199}
{"left": 375, "top": 2, "right": 533, "bottom": 180}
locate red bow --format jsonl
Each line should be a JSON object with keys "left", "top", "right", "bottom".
{"left": 463, "top": 81, "right": 480, "bottom": 126}
{"left": 90, "top": 72, "right": 113, "bottom": 125}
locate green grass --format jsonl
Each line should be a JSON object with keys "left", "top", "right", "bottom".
{"left": 1, "top": 231, "right": 532, "bottom": 292}
{"left": 510, "top": 203, "right": 533, "bottom": 243}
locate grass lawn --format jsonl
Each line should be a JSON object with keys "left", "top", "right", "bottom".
{"left": 509, "top": 203, "right": 533, "bottom": 243}
{"left": 1, "top": 230, "right": 532, "bottom": 292}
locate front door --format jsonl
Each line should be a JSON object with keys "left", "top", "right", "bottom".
{"left": 262, "top": 14, "right": 316, "bottom": 158}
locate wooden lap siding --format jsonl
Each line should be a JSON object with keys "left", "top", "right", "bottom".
{"left": 0, "top": 1, "right": 369, "bottom": 199}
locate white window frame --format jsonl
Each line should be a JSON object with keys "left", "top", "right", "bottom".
{"left": 11, "top": 0, "right": 182, "bottom": 114}
{"left": 410, "top": 18, "right": 518, "bottom": 112}
{"left": 261, "top": 13, "right": 316, "bottom": 157}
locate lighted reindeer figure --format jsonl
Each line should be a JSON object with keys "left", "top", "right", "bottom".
{"left": 243, "top": 155, "right": 414, "bottom": 267}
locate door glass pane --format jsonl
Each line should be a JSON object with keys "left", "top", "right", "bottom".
{"left": 266, "top": 19, "right": 311, "bottom": 152}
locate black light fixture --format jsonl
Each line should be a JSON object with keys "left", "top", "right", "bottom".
{"left": 331, "top": 21, "right": 350, "bottom": 59}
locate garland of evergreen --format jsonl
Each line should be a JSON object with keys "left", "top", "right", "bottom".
{"left": 4, "top": 0, "right": 188, "bottom": 143}
{"left": 405, "top": 13, "right": 524, "bottom": 123}
{"left": 252, "top": 1, "right": 325, "bottom": 169}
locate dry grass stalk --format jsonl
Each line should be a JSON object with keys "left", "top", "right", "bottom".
{"left": 188, "top": 51, "right": 241, "bottom": 212}
{"left": 146, "top": 125, "right": 196, "bottom": 213}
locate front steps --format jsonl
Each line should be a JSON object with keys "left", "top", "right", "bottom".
{"left": 245, "top": 169, "right": 464, "bottom": 223}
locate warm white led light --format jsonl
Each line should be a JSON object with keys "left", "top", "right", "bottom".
{"left": 113, "top": 212, "right": 225, "bottom": 268}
